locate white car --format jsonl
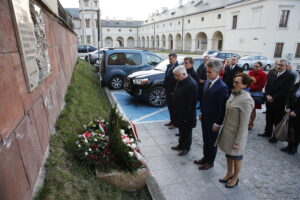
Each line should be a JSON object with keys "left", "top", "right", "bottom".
{"left": 238, "top": 55, "right": 274, "bottom": 71}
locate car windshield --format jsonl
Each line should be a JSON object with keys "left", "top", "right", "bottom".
{"left": 154, "top": 58, "right": 184, "bottom": 72}
{"left": 240, "top": 56, "right": 252, "bottom": 60}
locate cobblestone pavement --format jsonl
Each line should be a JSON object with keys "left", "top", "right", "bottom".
{"left": 136, "top": 111, "right": 300, "bottom": 200}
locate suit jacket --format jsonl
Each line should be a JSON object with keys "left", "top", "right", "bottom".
{"left": 201, "top": 78, "right": 229, "bottom": 127}
{"left": 223, "top": 65, "right": 243, "bottom": 91}
{"left": 265, "top": 70, "right": 295, "bottom": 108}
{"left": 187, "top": 67, "right": 200, "bottom": 88}
{"left": 197, "top": 63, "right": 207, "bottom": 81}
{"left": 172, "top": 76, "right": 198, "bottom": 128}
{"left": 163, "top": 61, "right": 179, "bottom": 94}
{"left": 287, "top": 82, "right": 300, "bottom": 117}
{"left": 216, "top": 90, "right": 254, "bottom": 156}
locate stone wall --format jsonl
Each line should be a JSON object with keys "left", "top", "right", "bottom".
{"left": 0, "top": 0, "right": 77, "bottom": 199}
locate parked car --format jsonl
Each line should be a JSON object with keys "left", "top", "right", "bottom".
{"left": 85, "top": 49, "right": 104, "bottom": 64}
{"left": 202, "top": 50, "right": 219, "bottom": 57}
{"left": 100, "top": 49, "right": 163, "bottom": 90}
{"left": 238, "top": 55, "right": 273, "bottom": 70}
{"left": 78, "top": 45, "right": 97, "bottom": 57}
{"left": 124, "top": 56, "right": 204, "bottom": 107}
{"left": 210, "top": 52, "right": 240, "bottom": 60}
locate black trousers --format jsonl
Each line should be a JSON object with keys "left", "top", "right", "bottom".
{"left": 166, "top": 93, "right": 174, "bottom": 123}
{"left": 178, "top": 125, "right": 193, "bottom": 150}
{"left": 288, "top": 117, "right": 300, "bottom": 149}
{"left": 201, "top": 121, "right": 219, "bottom": 164}
{"left": 264, "top": 104, "right": 285, "bottom": 137}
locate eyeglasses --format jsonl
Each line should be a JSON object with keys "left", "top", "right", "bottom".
{"left": 233, "top": 81, "right": 240, "bottom": 85}
{"left": 277, "top": 64, "right": 284, "bottom": 67}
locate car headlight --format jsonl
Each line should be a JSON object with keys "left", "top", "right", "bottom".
{"left": 133, "top": 78, "right": 148, "bottom": 85}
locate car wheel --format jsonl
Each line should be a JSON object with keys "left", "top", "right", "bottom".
{"left": 264, "top": 64, "right": 271, "bottom": 71}
{"left": 146, "top": 86, "right": 166, "bottom": 107}
{"left": 243, "top": 64, "right": 249, "bottom": 70}
{"left": 109, "top": 75, "right": 124, "bottom": 90}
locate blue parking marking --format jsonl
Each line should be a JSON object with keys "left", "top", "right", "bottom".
{"left": 111, "top": 90, "right": 200, "bottom": 123}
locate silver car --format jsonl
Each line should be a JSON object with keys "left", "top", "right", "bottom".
{"left": 85, "top": 49, "right": 103, "bottom": 64}
{"left": 238, "top": 55, "right": 273, "bottom": 71}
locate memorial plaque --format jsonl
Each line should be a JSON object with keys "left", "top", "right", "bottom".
{"left": 10, "top": 0, "right": 51, "bottom": 92}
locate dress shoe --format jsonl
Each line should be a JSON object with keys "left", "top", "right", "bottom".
{"left": 198, "top": 163, "right": 214, "bottom": 170}
{"left": 175, "top": 133, "right": 180, "bottom": 137}
{"left": 225, "top": 179, "right": 239, "bottom": 188}
{"left": 171, "top": 145, "right": 182, "bottom": 151}
{"left": 219, "top": 176, "right": 234, "bottom": 183}
{"left": 257, "top": 133, "right": 270, "bottom": 137}
{"left": 194, "top": 158, "right": 206, "bottom": 165}
{"left": 168, "top": 124, "right": 176, "bottom": 129}
{"left": 287, "top": 147, "right": 298, "bottom": 155}
{"left": 281, "top": 146, "right": 289, "bottom": 152}
{"left": 164, "top": 121, "right": 172, "bottom": 126}
{"left": 178, "top": 149, "right": 189, "bottom": 156}
{"left": 269, "top": 137, "right": 278, "bottom": 143}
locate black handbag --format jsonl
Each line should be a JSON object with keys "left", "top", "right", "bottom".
{"left": 250, "top": 91, "right": 265, "bottom": 104}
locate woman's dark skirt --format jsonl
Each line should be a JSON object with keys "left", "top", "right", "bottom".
{"left": 225, "top": 154, "right": 243, "bottom": 160}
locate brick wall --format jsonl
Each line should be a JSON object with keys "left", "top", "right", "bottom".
{"left": 0, "top": 0, "right": 77, "bottom": 199}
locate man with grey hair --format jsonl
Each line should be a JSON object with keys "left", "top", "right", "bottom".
{"left": 171, "top": 65, "right": 198, "bottom": 156}
{"left": 259, "top": 59, "right": 296, "bottom": 143}
{"left": 163, "top": 53, "right": 179, "bottom": 129}
{"left": 194, "top": 60, "right": 229, "bottom": 170}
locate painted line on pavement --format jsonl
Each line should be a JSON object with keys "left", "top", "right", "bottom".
{"left": 133, "top": 107, "right": 168, "bottom": 123}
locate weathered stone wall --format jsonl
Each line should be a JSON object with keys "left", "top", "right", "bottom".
{"left": 0, "top": 0, "right": 77, "bottom": 199}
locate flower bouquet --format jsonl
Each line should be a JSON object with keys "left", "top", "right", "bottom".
{"left": 76, "top": 107, "right": 144, "bottom": 173}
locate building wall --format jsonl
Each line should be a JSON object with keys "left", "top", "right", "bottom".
{"left": 223, "top": 0, "right": 300, "bottom": 67}
{"left": 0, "top": 0, "right": 77, "bottom": 199}
{"left": 102, "top": 27, "right": 138, "bottom": 48}
{"left": 79, "top": 0, "right": 298, "bottom": 68}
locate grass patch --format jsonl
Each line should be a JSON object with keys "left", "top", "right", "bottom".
{"left": 34, "top": 60, "right": 151, "bottom": 200}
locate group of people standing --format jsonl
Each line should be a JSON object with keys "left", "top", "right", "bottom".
{"left": 163, "top": 52, "right": 300, "bottom": 188}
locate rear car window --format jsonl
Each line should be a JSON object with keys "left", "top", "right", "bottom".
{"left": 108, "top": 53, "right": 126, "bottom": 65}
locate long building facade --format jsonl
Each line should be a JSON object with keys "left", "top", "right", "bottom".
{"left": 66, "top": 0, "right": 300, "bottom": 69}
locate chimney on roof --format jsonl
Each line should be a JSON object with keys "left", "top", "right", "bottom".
{"left": 179, "top": 0, "right": 183, "bottom": 7}
{"left": 203, "top": 0, "right": 208, "bottom": 4}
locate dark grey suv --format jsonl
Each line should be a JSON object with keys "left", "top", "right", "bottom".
{"left": 100, "top": 49, "right": 163, "bottom": 90}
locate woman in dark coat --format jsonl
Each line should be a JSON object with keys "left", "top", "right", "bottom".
{"left": 281, "top": 81, "right": 300, "bottom": 155}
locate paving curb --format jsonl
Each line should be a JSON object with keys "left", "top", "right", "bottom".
{"left": 102, "top": 86, "right": 166, "bottom": 200}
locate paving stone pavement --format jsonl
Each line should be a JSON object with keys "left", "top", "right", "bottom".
{"left": 136, "top": 111, "right": 300, "bottom": 200}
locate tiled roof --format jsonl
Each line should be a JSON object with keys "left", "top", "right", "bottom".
{"left": 143, "top": 0, "right": 247, "bottom": 25}
{"left": 65, "top": 8, "right": 80, "bottom": 19}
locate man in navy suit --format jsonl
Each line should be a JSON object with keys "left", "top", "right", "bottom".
{"left": 194, "top": 60, "right": 229, "bottom": 170}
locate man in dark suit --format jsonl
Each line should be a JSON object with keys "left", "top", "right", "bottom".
{"left": 171, "top": 66, "right": 198, "bottom": 156}
{"left": 163, "top": 53, "right": 179, "bottom": 129}
{"left": 223, "top": 56, "right": 243, "bottom": 91}
{"left": 258, "top": 59, "right": 296, "bottom": 143}
{"left": 184, "top": 57, "right": 200, "bottom": 84}
{"left": 197, "top": 56, "right": 209, "bottom": 105}
{"left": 194, "top": 60, "right": 229, "bottom": 170}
